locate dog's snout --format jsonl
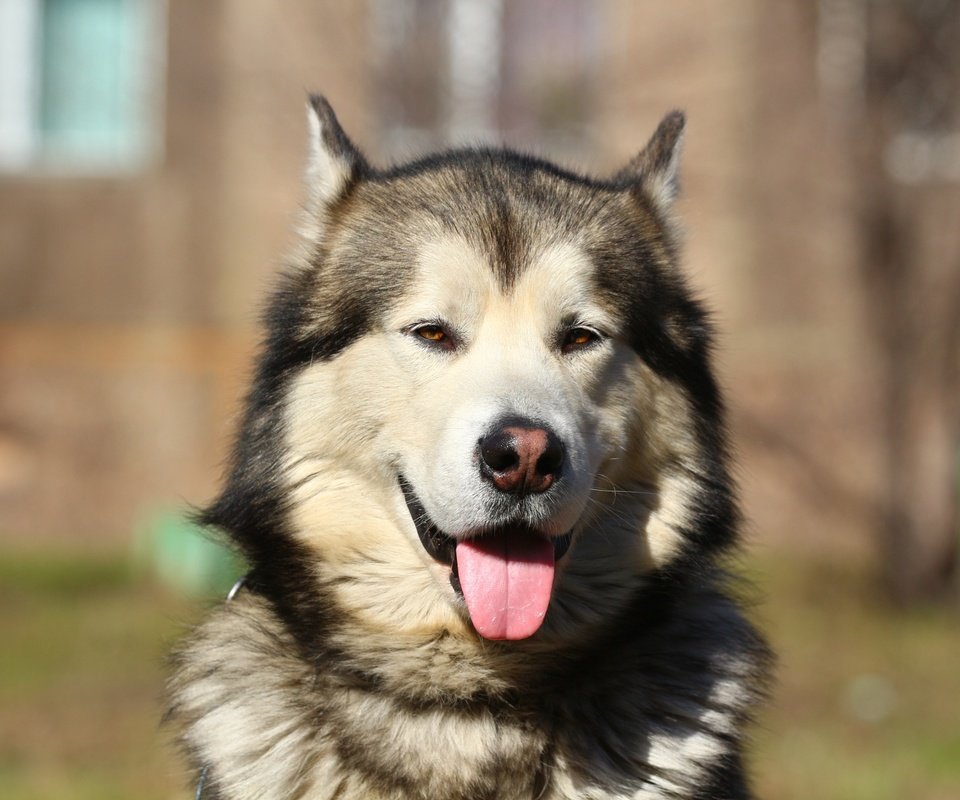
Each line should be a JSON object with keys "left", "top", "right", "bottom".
{"left": 479, "top": 422, "right": 564, "bottom": 494}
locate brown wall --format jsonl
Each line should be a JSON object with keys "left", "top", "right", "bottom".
{"left": 0, "top": 1, "right": 898, "bottom": 555}
{"left": 0, "top": 1, "right": 369, "bottom": 542}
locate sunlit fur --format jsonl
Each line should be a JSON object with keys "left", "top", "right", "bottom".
{"left": 167, "top": 96, "right": 771, "bottom": 800}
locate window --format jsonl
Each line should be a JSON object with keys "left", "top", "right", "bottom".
{"left": 0, "top": 0, "right": 165, "bottom": 173}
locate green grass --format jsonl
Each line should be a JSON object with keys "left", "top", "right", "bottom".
{"left": 0, "top": 549, "right": 201, "bottom": 800}
{"left": 749, "top": 553, "right": 960, "bottom": 800}
{"left": 0, "top": 545, "right": 957, "bottom": 799}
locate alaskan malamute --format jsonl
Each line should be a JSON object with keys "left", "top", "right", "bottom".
{"left": 168, "top": 96, "right": 771, "bottom": 800}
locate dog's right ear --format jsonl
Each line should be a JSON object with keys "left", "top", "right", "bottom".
{"left": 614, "top": 110, "right": 685, "bottom": 216}
{"left": 304, "top": 94, "right": 366, "bottom": 217}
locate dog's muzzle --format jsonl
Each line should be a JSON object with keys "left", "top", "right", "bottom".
{"left": 398, "top": 475, "right": 572, "bottom": 640}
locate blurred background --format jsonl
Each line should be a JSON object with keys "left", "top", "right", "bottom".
{"left": 0, "top": 1, "right": 958, "bottom": 798}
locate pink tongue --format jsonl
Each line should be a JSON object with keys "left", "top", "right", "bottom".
{"left": 455, "top": 529, "right": 555, "bottom": 640}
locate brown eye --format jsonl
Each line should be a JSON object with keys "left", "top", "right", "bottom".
{"left": 561, "top": 326, "right": 601, "bottom": 354}
{"left": 410, "top": 323, "right": 455, "bottom": 350}
{"left": 417, "top": 325, "right": 446, "bottom": 342}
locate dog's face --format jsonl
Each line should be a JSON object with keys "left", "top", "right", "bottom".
{"left": 213, "top": 98, "right": 734, "bottom": 649}
{"left": 384, "top": 235, "right": 635, "bottom": 640}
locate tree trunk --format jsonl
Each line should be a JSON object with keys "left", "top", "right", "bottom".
{"left": 857, "top": 1, "right": 960, "bottom": 604}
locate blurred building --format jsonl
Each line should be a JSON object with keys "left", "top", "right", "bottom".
{"left": 0, "top": 1, "right": 939, "bottom": 560}
{"left": 0, "top": 1, "right": 366, "bottom": 542}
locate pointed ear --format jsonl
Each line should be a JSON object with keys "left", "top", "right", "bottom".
{"left": 304, "top": 94, "right": 366, "bottom": 213}
{"left": 615, "top": 110, "right": 685, "bottom": 213}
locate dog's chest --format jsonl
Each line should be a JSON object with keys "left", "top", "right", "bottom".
{"left": 172, "top": 595, "right": 761, "bottom": 800}
{"left": 317, "top": 686, "right": 549, "bottom": 799}
{"left": 313, "top": 686, "right": 713, "bottom": 800}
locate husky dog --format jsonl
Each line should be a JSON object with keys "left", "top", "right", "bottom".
{"left": 168, "top": 96, "right": 771, "bottom": 800}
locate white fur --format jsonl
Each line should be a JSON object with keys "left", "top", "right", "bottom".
{"left": 643, "top": 130, "right": 683, "bottom": 214}
{"left": 279, "top": 232, "right": 701, "bottom": 641}
{"left": 305, "top": 102, "right": 350, "bottom": 204}
{"left": 384, "top": 237, "right": 617, "bottom": 539}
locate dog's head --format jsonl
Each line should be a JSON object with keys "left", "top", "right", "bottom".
{"left": 207, "top": 97, "right": 736, "bottom": 652}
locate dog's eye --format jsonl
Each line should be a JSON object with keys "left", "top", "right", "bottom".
{"left": 417, "top": 325, "right": 446, "bottom": 343}
{"left": 561, "top": 326, "right": 601, "bottom": 354}
{"left": 410, "top": 323, "right": 455, "bottom": 351}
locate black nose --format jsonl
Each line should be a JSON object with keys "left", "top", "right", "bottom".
{"left": 478, "top": 421, "right": 564, "bottom": 494}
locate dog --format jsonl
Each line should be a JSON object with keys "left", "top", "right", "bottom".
{"left": 167, "top": 95, "right": 771, "bottom": 800}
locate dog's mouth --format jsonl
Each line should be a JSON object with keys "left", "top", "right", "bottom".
{"left": 399, "top": 475, "right": 572, "bottom": 641}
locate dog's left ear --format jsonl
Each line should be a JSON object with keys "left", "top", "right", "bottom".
{"left": 304, "top": 94, "right": 366, "bottom": 215}
{"left": 615, "top": 111, "right": 685, "bottom": 214}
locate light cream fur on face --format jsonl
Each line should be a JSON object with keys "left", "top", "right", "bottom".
{"left": 282, "top": 233, "right": 696, "bottom": 636}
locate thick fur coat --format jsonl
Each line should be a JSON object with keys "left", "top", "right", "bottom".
{"left": 167, "top": 96, "right": 771, "bottom": 800}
